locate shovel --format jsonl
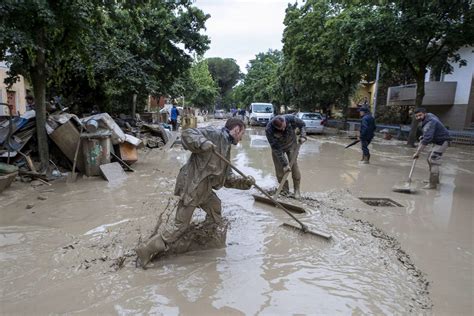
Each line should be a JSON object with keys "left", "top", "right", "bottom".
{"left": 67, "top": 126, "right": 83, "bottom": 183}
{"left": 273, "top": 143, "right": 301, "bottom": 198}
{"left": 212, "top": 149, "right": 331, "bottom": 239}
{"left": 392, "top": 158, "right": 417, "bottom": 194}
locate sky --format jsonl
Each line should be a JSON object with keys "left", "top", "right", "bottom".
{"left": 194, "top": 0, "right": 290, "bottom": 72}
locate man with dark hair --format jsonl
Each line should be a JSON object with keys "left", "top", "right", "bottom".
{"left": 413, "top": 108, "right": 451, "bottom": 189}
{"left": 266, "top": 114, "right": 306, "bottom": 198}
{"left": 136, "top": 118, "right": 255, "bottom": 268}
{"left": 358, "top": 107, "right": 376, "bottom": 164}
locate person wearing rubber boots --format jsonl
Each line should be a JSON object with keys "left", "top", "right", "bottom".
{"left": 266, "top": 114, "right": 306, "bottom": 199}
{"left": 412, "top": 108, "right": 451, "bottom": 189}
{"left": 358, "top": 107, "right": 376, "bottom": 164}
{"left": 136, "top": 118, "right": 255, "bottom": 268}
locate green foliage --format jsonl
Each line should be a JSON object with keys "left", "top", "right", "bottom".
{"left": 237, "top": 50, "right": 283, "bottom": 108}
{"left": 0, "top": 1, "right": 210, "bottom": 114}
{"left": 339, "top": 0, "right": 474, "bottom": 101}
{"left": 281, "top": 0, "right": 373, "bottom": 113}
{"left": 186, "top": 58, "right": 219, "bottom": 109}
{"left": 206, "top": 57, "right": 242, "bottom": 98}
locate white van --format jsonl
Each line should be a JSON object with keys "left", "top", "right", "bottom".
{"left": 248, "top": 102, "right": 274, "bottom": 126}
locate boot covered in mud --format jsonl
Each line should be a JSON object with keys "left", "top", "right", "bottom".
{"left": 361, "top": 155, "right": 370, "bottom": 164}
{"left": 135, "top": 235, "right": 167, "bottom": 269}
{"left": 422, "top": 173, "right": 438, "bottom": 190}
{"left": 293, "top": 180, "right": 301, "bottom": 199}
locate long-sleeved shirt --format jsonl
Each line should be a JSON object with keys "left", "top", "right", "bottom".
{"left": 360, "top": 113, "right": 376, "bottom": 141}
{"left": 170, "top": 106, "right": 179, "bottom": 120}
{"left": 420, "top": 113, "right": 451, "bottom": 145}
{"left": 265, "top": 114, "right": 306, "bottom": 166}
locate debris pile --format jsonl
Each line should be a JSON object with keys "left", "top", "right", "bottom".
{"left": 0, "top": 109, "right": 173, "bottom": 192}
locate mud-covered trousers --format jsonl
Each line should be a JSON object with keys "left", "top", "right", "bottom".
{"left": 271, "top": 144, "right": 301, "bottom": 192}
{"left": 427, "top": 141, "right": 448, "bottom": 179}
{"left": 161, "top": 191, "right": 221, "bottom": 245}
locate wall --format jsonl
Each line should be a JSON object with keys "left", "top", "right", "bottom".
{"left": 443, "top": 46, "right": 474, "bottom": 105}
{"left": 430, "top": 47, "right": 474, "bottom": 129}
{"left": 0, "top": 65, "right": 28, "bottom": 115}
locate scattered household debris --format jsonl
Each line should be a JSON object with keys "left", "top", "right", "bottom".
{"left": 99, "top": 162, "right": 128, "bottom": 183}
{"left": 0, "top": 107, "right": 176, "bottom": 191}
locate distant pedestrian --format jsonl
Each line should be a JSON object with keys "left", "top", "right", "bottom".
{"left": 266, "top": 114, "right": 306, "bottom": 198}
{"left": 238, "top": 108, "right": 246, "bottom": 121}
{"left": 170, "top": 104, "right": 179, "bottom": 131}
{"left": 358, "top": 107, "right": 376, "bottom": 164}
{"left": 412, "top": 108, "right": 451, "bottom": 189}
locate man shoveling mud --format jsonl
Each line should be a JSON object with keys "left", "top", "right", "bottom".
{"left": 136, "top": 118, "right": 255, "bottom": 268}
{"left": 266, "top": 115, "right": 306, "bottom": 199}
{"left": 412, "top": 108, "right": 451, "bottom": 189}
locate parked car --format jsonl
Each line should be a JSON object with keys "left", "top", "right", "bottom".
{"left": 296, "top": 112, "right": 326, "bottom": 134}
{"left": 214, "top": 109, "right": 225, "bottom": 119}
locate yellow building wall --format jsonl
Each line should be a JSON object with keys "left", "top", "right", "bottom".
{"left": 0, "top": 67, "right": 28, "bottom": 115}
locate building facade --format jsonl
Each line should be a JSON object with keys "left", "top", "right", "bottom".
{"left": 387, "top": 46, "right": 474, "bottom": 130}
{"left": 0, "top": 61, "right": 29, "bottom": 116}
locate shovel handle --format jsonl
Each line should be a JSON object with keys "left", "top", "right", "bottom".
{"left": 408, "top": 158, "right": 417, "bottom": 182}
{"left": 274, "top": 143, "right": 301, "bottom": 198}
{"left": 212, "top": 149, "right": 307, "bottom": 231}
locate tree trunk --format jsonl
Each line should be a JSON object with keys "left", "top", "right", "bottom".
{"left": 31, "top": 28, "right": 49, "bottom": 171}
{"left": 132, "top": 93, "right": 137, "bottom": 118}
{"left": 406, "top": 68, "right": 426, "bottom": 147}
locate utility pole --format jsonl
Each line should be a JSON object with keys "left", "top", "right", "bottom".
{"left": 372, "top": 61, "right": 381, "bottom": 119}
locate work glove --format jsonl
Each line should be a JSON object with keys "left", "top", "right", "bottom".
{"left": 412, "top": 152, "right": 420, "bottom": 159}
{"left": 201, "top": 141, "right": 216, "bottom": 152}
{"left": 245, "top": 176, "right": 256, "bottom": 187}
{"left": 298, "top": 136, "right": 307, "bottom": 144}
{"left": 283, "top": 165, "right": 291, "bottom": 173}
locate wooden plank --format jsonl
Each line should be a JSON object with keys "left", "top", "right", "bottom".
{"left": 99, "top": 162, "right": 127, "bottom": 182}
{"left": 252, "top": 194, "right": 306, "bottom": 214}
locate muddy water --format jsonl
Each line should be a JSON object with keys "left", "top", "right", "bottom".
{"left": 0, "top": 122, "right": 471, "bottom": 314}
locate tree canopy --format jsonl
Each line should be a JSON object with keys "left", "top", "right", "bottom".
{"left": 337, "top": 0, "right": 474, "bottom": 144}
{"left": 206, "top": 57, "right": 242, "bottom": 98}
{"left": 0, "top": 0, "right": 210, "bottom": 169}
{"left": 235, "top": 50, "right": 283, "bottom": 108}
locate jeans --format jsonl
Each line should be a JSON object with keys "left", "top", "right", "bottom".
{"left": 361, "top": 138, "right": 372, "bottom": 156}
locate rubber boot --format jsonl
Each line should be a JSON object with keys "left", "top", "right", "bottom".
{"left": 135, "top": 235, "right": 167, "bottom": 269}
{"left": 362, "top": 155, "right": 369, "bottom": 164}
{"left": 294, "top": 180, "right": 301, "bottom": 199}
{"left": 422, "top": 173, "right": 438, "bottom": 190}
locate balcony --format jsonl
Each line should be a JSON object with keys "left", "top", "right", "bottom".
{"left": 387, "top": 81, "right": 457, "bottom": 106}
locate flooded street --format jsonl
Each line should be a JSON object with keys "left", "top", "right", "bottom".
{"left": 1, "top": 121, "right": 472, "bottom": 315}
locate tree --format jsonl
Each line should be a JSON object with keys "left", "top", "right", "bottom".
{"left": 206, "top": 57, "right": 242, "bottom": 106}
{"left": 1, "top": 1, "right": 210, "bottom": 170}
{"left": 237, "top": 50, "right": 283, "bottom": 107}
{"left": 0, "top": 0, "right": 104, "bottom": 170}
{"left": 281, "top": 0, "right": 374, "bottom": 114}
{"left": 48, "top": 2, "right": 210, "bottom": 114}
{"left": 339, "top": 0, "right": 474, "bottom": 145}
{"left": 186, "top": 58, "right": 219, "bottom": 109}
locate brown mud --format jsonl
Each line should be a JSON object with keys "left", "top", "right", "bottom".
{"left": 1, "top": 122, "right": 472, "bottom": 314}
